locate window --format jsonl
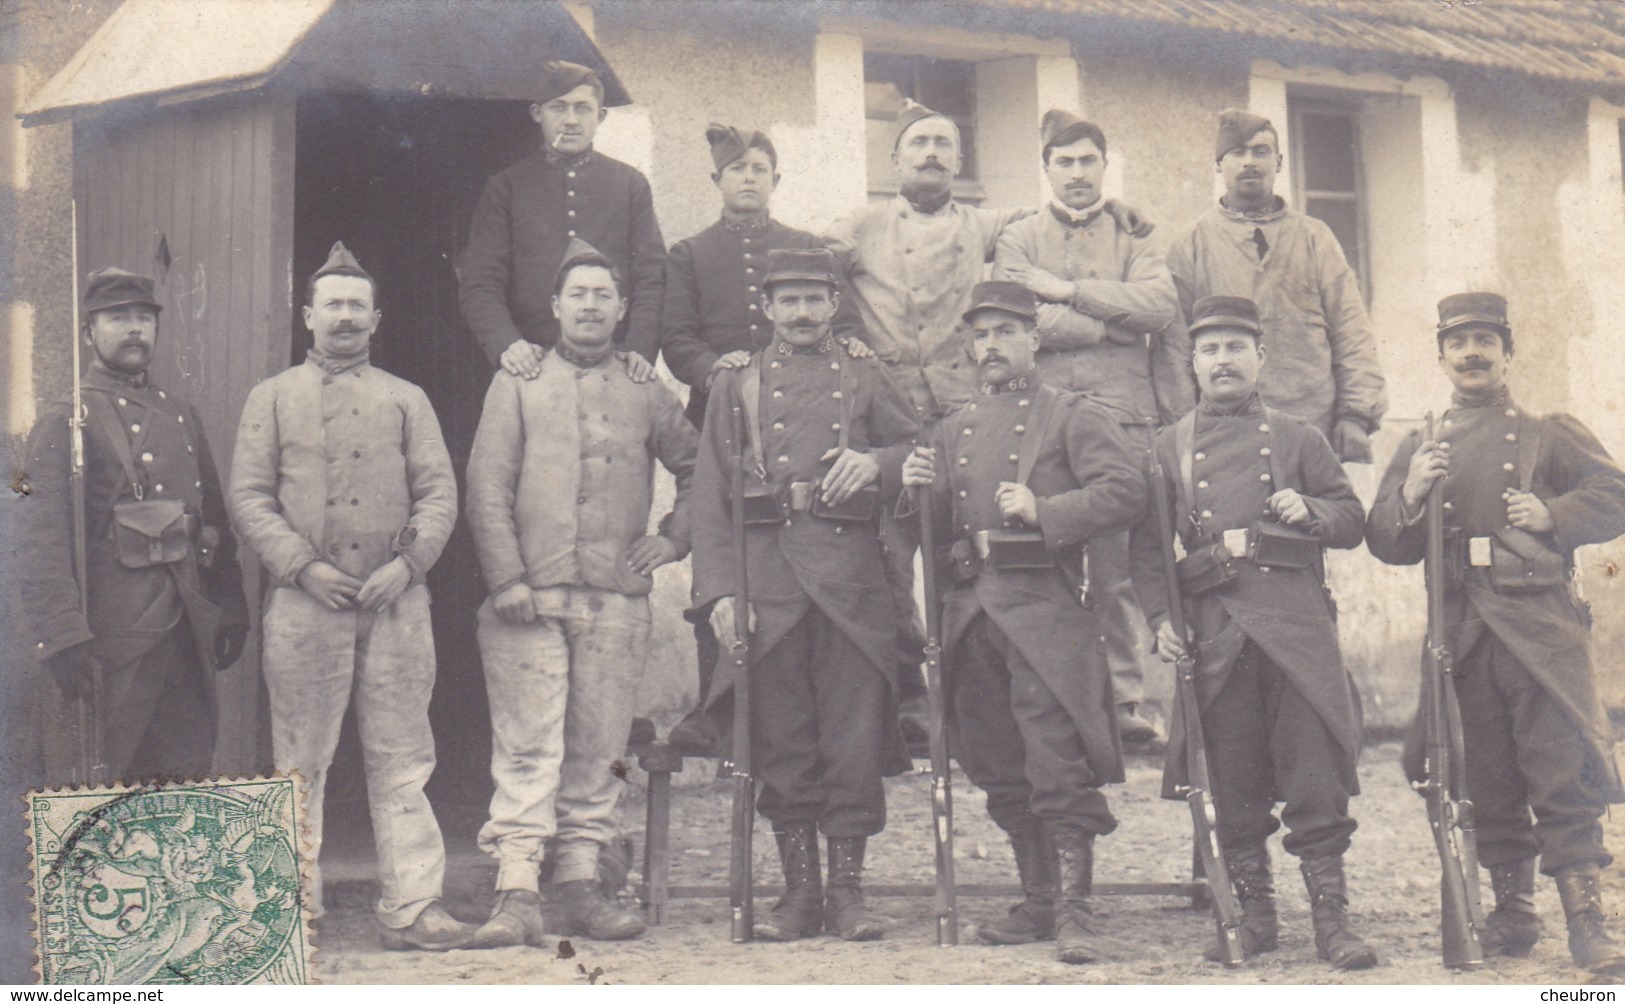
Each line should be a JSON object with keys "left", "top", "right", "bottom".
{"left": 864, "top": 53, "right": 981, "bottom": 201}
{"left": 1290, "top": 102, "right": 1368, "bottom": 296}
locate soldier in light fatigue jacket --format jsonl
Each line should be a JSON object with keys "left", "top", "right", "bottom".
{"left": 1366, "top": 292, "right": 1625, "bottom": 975}
{"left": 1128, "top": 294, "right": 1377, "bottom": 970}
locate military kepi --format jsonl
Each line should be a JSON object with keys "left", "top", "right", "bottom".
{"left": 962, "top": 280, "right": 1037, "bottom": 324}
{"left": 313, "top": 240, "right": 372, "bottom": 283}
{"left": 1189, "top": 294, "right": 1262, "bottom": 337}
{"left": 1215, "top": 107, "right": 1274, "bottom": 161}
{"left": 764, "top": 247, "right": 837, "bottom": 288}
{"left": 84, "top": 267, "right": 162, "bottom": 313}
{"left": 537, "top": 60, "right": 603, "bottom": 104}
{"left": 707, "top": 122, "right": 777, "bottom": 171}
{"left": 1436, "top": 291, "right": 1509, "bottom": 336}
{"left": 1040, "top": 109, "right": 1097, "bottom": 154}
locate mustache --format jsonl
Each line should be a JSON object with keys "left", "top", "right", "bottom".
{"left": 1208, "top": 366, "right": 1240, "bottom": 379}
{"left": 979, "top": 353, "right": 1007, "bottom": 365}
{"left": 1455, "top": 358, "right": 1493, "bottom": 372}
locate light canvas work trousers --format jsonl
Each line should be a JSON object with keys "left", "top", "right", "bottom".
{"left": 262, "top": 584, "right": 446, "bottom": 930}
{"left": 476, "top": 585, "right": 651, "bottom": 891}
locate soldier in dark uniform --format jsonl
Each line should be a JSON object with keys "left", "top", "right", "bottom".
{"left": 1367, "top": 292, "right": 1625, "bottom": 975}
{"left": 658, "top": 123, "right": 872, "bottom": 754}
{"left": 901, "top": 280, "right": 1145, "bottom": 964}
{"left": 689, "top": 247, "right": 918, "bottom": 942}
{"left": 1129, "top": 294, "right": 1377, "bottom": 969}
{"left": 18, "top": 267, "right": 249, "bottom": 781}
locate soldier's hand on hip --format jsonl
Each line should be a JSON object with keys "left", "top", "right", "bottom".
{"left": 296, "top": 560, "right": 363, "bottom": 610}
{"left": 214, "top": 624, "right": 249, "bottom": 670}
{"left": 709, "top": 598, "right": 756, "bottom": 650}
{"left": 1505, "top": 490, "right": 1556, "bottom": 533}
{"left": 1267, "top": 488, "right": 1312, "bottom": 527}
{"left": 44, "top": 644, "right": 100, "bottom": 700}
{"left": 356, "top": 556, "right": 413, "bottom": 612}
{"left": 1152, "top": 618, "right": 1189, "bottom": 662}
{"left": 619, "top": 350, "right": 656, "bottom": 384}
{"left": 1401, "top": 438, "right": 1450, "bottom": 511}
{"left": 819, "top": 447, "right": 879, "bottom": 504}
{"left": 628, "top": 535, "right": 680, "bottom": 576}
{"left": 491, "top": 581, "right": 536, "bottom": 625}
{"left": 901, "top": 446, "right": 936, "bottom": 488}
{"left": 996, "top": 481, "right": 1039, "bottom": 525}
{"left": 500, "top": 339, "right": 546, "bottom": 380}
{"left": 1330, "top": 419, "right": 1373, "bottom": 465}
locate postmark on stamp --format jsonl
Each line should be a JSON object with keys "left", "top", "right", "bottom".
{"left": 26, "top": 775, "right": 312, "bottom": 985}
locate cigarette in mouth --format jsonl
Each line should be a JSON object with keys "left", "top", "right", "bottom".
{"left": 552, "top": 133, "right": 564, "bottom": 149}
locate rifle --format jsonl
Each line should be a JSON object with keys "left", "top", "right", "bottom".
{"left": 68, "top": 201, "right": 105, "bottom": 786}
{"left": 1417, "top": 412, "right": 1485, "bottom": 970}
{"left": 917, "top": 477, "right": 957, "bottom": 947}
{"left": 1148, "top": 448, "right": 1244, "bottom": 967}
{"left": 726, "top": 395, "right": 755, "bottom": 943}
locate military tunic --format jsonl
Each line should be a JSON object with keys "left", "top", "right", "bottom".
{"left": 18, "top": 360, "right": 248, "bottom": 779}
{"left": 460, "top": 148, "right": 666, "bottom": 362}
{"left": 1130, "top": 395, "right": 1367, "bottom": 857}
{"left": 907, "top": 375, "right": 1145, "bottom": 834}
{"left": 1367, "top": 388, "right": 1625, "bottom": 873}
{"left": 689, "top": 337, "right": 919, "bottom": 835}
{"left": 659, "top": 215, "right": 869, "bottom": 427}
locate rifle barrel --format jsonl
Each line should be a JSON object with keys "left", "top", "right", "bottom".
{"left": 918, "top": 481, "right": 958, "bottom": 947}
{"left": 727, "top": 400, "right": 755, "bottom": 943}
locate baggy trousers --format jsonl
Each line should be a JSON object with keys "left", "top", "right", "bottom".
{"left": 1204, "top": 640, "right": 1356, "bottom": 859}
{"left": 1090, "top": 421, "right": 1157, "bottom": 708}
{"left": 262, "top": 584, "right": 446, "bottom": 929}
{"left": 476, "top": 585, "right": 651, "bottom": 890}
{"left": 1455, "top": 631, "right": 1610, "bottom": 875}
{"left": 949, "top": 613, "right": 1116, "bottom": 836}
{"left": 753, "top": 603, "right": 890, "bottom": 837}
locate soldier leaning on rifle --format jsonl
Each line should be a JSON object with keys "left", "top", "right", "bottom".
{"left": 465, "top": 238, "right": 697, "bottom": 946}
{"left": 900, "top": 280, "right": 1145, "bottom": 965}
{"left": 657, "top": 121, "right": 873, "bottom": 756}
{"left": 18, "top": 268, "right": 249, "bottom": 782}
{"left": 1367, "top": 292, "right": 1625, "bottom": 976}
{"left": 1127, "top": 294, "right": 1377, "bottom": 970}
{"left": 689, "top": 247, "right": 918, "bottom": 943}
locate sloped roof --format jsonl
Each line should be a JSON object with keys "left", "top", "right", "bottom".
{"left": 21, "top": 0, "right": 630, "bottom": 126}
{"left": 978, "top": 0, "right": 1625, "bottom": 91}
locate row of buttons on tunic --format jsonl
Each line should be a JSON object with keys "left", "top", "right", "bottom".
{"left": 565, "top": 170, "right": 579, "bottom": 237}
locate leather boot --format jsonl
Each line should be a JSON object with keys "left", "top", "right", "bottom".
{"left": 380, "top": 901, "right": 477, "bottom": 951}
{"left": 468, "top": 889, "right": 549, "bottom": 949}
{"left": 1300, "top": 854, "right": 1377, "bottom": 970}
{"left": 978, "top": 826, "right": 1057, "bottom": 945}
{"left": 548, "top": 879, "right": 647, "bottom": 941}
{"left": 755, "top": 824, "right": 823, "bottom": 941}
{"left": 1481, "top": 859, "right": 1541, "bottom": 957}
{"left": 1556, "top": 863, "right": 1625, "bottom": 975}
{"left": 824, "top": 837, "right": 885, "bottom": 941}
{"left": 1204, "top": 841, "right": 1278, "bottom": 961}
{"left": 1047, "top": 823, "right": 1100, "bottom": 965}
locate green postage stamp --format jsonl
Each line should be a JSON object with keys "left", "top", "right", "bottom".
{"left": 26, "top": 776, "right": 312, "bottom": 985}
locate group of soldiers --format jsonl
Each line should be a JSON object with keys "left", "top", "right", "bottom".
{"left": 20, "top": 59, "right": 1625, "bottom": 976}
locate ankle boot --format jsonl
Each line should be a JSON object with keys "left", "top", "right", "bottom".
{"left": 1205, "top": 841, "right": 1278, "bottom": 961}
{"left": 1047, "top": 823, "right": 1100, "bottom": 964}
{"left": 978, "top": 826, "right": 1057, "bottom": 945}
{"left": 1556, "top": 863, "right": 1625, "bottom": 975}
{"left": 1481, "top": 859, "right": 1541, "bottom": 957}
{"left": 1300, "top": 854, "right": 1377, "bottom": 970}
{"left": 824, "top": 837, "right": 884, "bottom": 941}
{"left": 755, "top": 823, "right": 823, "bottom": 941}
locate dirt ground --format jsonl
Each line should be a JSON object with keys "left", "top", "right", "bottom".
{"left": 311, "top": 741, "right": 1625, "bottom": 985}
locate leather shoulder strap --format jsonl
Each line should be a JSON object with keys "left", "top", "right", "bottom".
{"left": 738, "top": 358, "right": 766, "bottom": 478}
{"left": 1174, "top": 409, "right": 1197, "bottom": 527}
{"left": 1517, "top": 411, "right": 1542, "bottom": 493}
{"left": 83, "top": 388, "right": 143, "bottom": 501}
{"left": 1015, "top": 384, "right": 1060, "bottom": 487}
